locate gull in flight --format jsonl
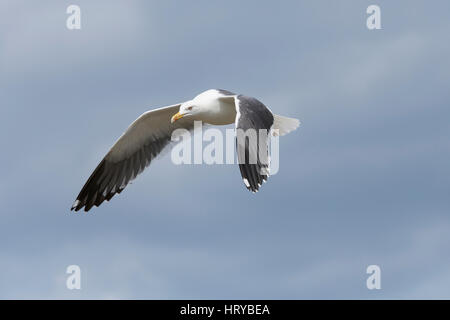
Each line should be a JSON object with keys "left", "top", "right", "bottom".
{"left": 71, "top": 89, "right": 300, "bottom": 212}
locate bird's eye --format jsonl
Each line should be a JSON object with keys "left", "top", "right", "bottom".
{"left": 187, "top": 106, "right": 193, "bottom": 111}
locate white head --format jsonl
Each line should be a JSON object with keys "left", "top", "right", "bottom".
{"left": 170, "top": 89, "right": 222, "bottom": 123}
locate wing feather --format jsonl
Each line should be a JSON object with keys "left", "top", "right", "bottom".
{"left": 234, "top": 95, "right": 274, "bottom": 193}
{"left": 71, "top": 103, "right": 194, "bottom": 212}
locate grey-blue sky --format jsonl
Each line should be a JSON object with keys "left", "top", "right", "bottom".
{"left": 1, "top": 0, "right": 450, "bottom": 299}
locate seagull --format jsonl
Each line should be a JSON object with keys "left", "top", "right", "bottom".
{"left": 71, "top": 89, "right": 300, "bottom": 212}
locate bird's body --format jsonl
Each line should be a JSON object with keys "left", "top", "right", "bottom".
{"left": 180, "top": 89, "right": 237, "bottom": 125}
{"left": 71, "top": 89, "right": 300, "bottom": 212}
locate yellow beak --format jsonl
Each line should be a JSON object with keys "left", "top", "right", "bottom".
{"left": 171, "top": 112, "right": 184, "bottom": 123}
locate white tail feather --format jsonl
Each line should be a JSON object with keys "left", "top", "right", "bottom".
{"left": 272, "top": 114, "right": 300, "bottom": 136}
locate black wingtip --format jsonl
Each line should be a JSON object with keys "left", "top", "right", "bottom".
{"left": 70, "top": 199, "right": 84, "bottom": 212}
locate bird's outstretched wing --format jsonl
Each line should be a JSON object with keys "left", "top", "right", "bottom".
{"left": 71, "top": 103, "right": 193, "bottom": 212}
{"left": 234, "top": 95, "right": 274, "bottom": 192}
